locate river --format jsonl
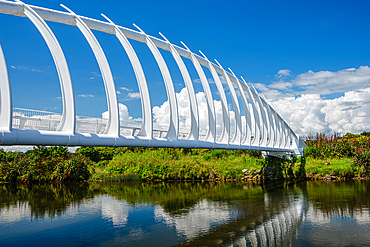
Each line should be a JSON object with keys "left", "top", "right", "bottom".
{"left": 1, "top": 180, "right": 369, "bottom": 246}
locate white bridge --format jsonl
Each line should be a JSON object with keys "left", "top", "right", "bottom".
{"left": 0, "top": 1, "right": 305, "bottom": 156}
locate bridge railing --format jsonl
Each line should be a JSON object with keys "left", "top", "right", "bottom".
{"left": 0, "top": 1, "right": 305, "bottom": 155}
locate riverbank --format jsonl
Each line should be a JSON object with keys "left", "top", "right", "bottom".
{"left": 1, "top": 131, "right": 369, "bottom": 183}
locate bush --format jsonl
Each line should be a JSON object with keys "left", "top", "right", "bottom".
{"left": 0, "top": 151, "right": 92, "bottom": 182}
{"left": 52, "top": 154, "right": 91, "bottom": 181}
{"left": 353, "top": 150, "right": 370, "bottom": 177}
{"left": 75, "top": 146, "right": 100, "bottom": 162}
{"left": 94, "top": 147, "right": 116, "bottom": 161}
{"left": 0, "top": 149, "right": 6, "bottom": 162}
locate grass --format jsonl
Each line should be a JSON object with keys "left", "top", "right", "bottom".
{"left": 90, "top": 148, "right": 264, "bottom": 181}
{"left": 305, "top": 157, "right": 356, "bottom": 179}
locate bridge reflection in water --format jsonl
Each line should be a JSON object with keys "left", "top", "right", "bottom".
{"left": 0, "top": 182, "right": 310, "bottom": 246}
{"left": 230, "top": 198, "right": 303, "bottom": 247}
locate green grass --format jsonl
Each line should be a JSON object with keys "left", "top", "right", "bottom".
{"left": 305, "top": 157, "right": 356, "bottom": 178}
{"left": 90, "top": 148, "right": 264, "bottom": 181}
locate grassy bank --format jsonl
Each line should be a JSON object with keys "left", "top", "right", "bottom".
{"left": 1, "top": 131, "right": 369, "bottom": 183}
{"left": 90, "top": 148, "right": 263, "bottom": 181}
{"left": 304, "top": 132, "right": 370, "bottom": 180}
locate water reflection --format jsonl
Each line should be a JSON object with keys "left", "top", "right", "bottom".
{"left": 155, "top": 199, "right": 237, "bottom": 239}
{"left": 0, "top": 181, "right": 369, "bottom": 246}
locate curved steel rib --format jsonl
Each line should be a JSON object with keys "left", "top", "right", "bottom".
{"left": 214, "top": 60, "right": 242, "bottom": 145}
{"left": 0, "top": 44, "right": 12, "bottom": 132}
{"left": 61, "top": 4, "right": 119, "bottom": 137}
{"left": 133, "top": 24, "right": 178, "bottom": 139}
{"left": 228, "top": 69, "right": 253, "bottom": 145}
{"left": 251, "top": 85, "right": 269, "bottom": 147}
{"left": 181, "top": 42, "right": 216, "bottom": 142}
{"left": 241, "top": 77, "right": 261, "bottom": 146}
{"left": 101, "top": 14, "right": 152, "bottom": 138}
{"left": 199, "top": 51, "right": 229, "bottom": 144}
{"left": 261, "top": 94, "right": 276, "bottom": 147}
{"left": 159, "top": 32, "right": 199, "bottom": 141}
{"left": 18, "top": 0, "right": 75, "bottom": 133}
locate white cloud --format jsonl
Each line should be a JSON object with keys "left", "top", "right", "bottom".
{"left": 248, "top": 66, "right": 370, "bottom": 136}
{"left": 193, "top": 78, "right": 201, "bottom": 84}
{"left": 152, "top": 87, "right": 237, "bottom": 138}
{"left": 10, "top": 65, "right": 43, "bottom": 73}
{"left": 102, "top": 103, "right": 133, "bottom": 122}
{"left": 270, "top": 88, "right": 370, "bottom": 136}
{"left": 120, "top": 86, "right": 132, "bottom": 91}
{"left": 117, "top": 91, "right": 121, "bottom": 95}
{"left": 78, "top": 94, "right": 94, "bottom": 98}
{"left": 269, "top": 80, "right": 293, "bottom": 90}
{"left": 127, "top": 92, "right": 141, "bottom": 99}
{"left": 292, "top": 66, "right": 370, "bottom": 95}
{"left": 154, "top": 200, "right": 235, "bottom": 239}
{"left": 275, "top": 69, "right": 292, "bottom": 78}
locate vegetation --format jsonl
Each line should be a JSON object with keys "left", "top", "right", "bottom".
{"left": 304, "top": 132, "right": 370, "bottom": 179}
{"left": 0, "top": 146, "right": 92, "bottom": 182}
{"left": 91, "top": 148, "right": 263, "bottom": 181}
{"left": 1, "top": 131, "right": 368, "bottom": 183}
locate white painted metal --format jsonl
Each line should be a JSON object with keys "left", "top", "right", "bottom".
{"left": 181, "top": 41, "right": 216, "bottom": 143}
{"left": 133, "top": 24, "right": 178, "bottom": 140}
{"left": 214, "top": 60, "right": 242, "bottom": 145}
{"left": 272, "top": 105, "right": 282, "bottom": 147}
{"left": 0, "top": 45, "right": 12, "bottom": 132}
{"left": 228, "top": 69, "right": 253, "bottom": 146}
{"left": 199, "top": 51, "right": 229, "bottom": 144}
{"left": 261, "top": 94, "right": 276, "bottom": 147}
{"left": 60, "top": 4, "right": 119, "bottom": 137}
{"left": 0, "top": 1, "right": 306, "bottom": 155}
{"left": 240, "top": 77, "right": 261, "bottom": 147}
{"left": 251, "top": 85, "right": 268, "bottom": 147}
{"left": 17, "top": 1, "right": 75, "bottom": 133}
{"left": 159, "top": 32, "right": 199, "bottom": 141}
{"left": 101, "top": 14, "right": 152, "bottom": 138}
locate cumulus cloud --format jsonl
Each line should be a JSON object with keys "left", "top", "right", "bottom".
{"left": 100, "top": 65, "right": 370, "bottom": 138}
{"left": 275, "top": 69, "right": 292, "bottom": 78}
{"left": 292, "top": 66, "right": 370, "bottom": 95}
{"left": 270, "top": 88, "right": 370, "bottom": 136}
{"left": 102, "top": 103, "right": 134, "bottom": 122}
{"left": 249, "top": 66, "right": 370, "bottom": 136}
{"left": 269, "top": 80, "right": 293, "bottom": 90}
{"left": 152, "top": 87, "right": 237, "bottom": 138}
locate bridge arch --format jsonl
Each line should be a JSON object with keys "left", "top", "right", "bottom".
{"left": 0, "top": 0, "right": 305, "bottom": 156}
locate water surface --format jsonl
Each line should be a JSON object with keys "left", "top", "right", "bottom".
{"left": 0, "top": 181, "right": 369, "bottom": 246}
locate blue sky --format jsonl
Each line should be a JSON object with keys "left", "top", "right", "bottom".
{"left": 1, "top": 0, "right": 369, "bottom": 136}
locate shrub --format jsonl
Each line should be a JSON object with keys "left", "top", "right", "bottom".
{"left": 353, "top": 150, "right": 370, "bottom": 177}
{"left": 75, "top": 146, "right": 100, "bottom": 162}
{"left": 94, "top": 147, "right": 116, "bottom": 161}
{"left": 52, "top": 154, "right": 91, "bottom": 181}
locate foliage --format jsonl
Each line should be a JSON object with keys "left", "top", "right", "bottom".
{"left": 304, "top": 132, "right": 370, "bottom": 159}
{"left": 94, "top": 147, "right": 116, "bottom": 161}
{"left": 0, "top": 146, "right": 91, "bottom": 182}
{"left": 261, "top": 155, "right": 306, "bottom": 180}
{"left": 96, "top": 148, "right": 262, "bottom": 181}
{"left": 75, "top": 146, "right": 100, "bottom": 162}
{"left": 304, "top": 132, "right": 370, "bottom": 178}
{"left": 353, "top": 150, "right": 370, "bottom": 177}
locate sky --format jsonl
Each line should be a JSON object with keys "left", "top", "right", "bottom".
{"left": 1, "top": 0, "right": 370, "bottom": 138}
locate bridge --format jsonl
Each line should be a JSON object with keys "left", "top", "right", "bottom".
{"left": 0, "top": 1, "right": 305, "bottom": 156}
